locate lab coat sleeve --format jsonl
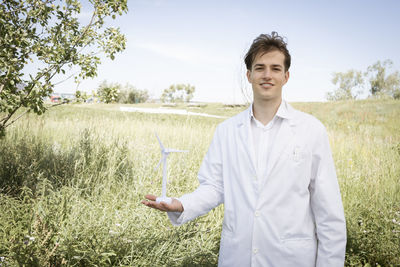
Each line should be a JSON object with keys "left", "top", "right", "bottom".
{"left": 309, "top": 124, "right": 347, "bottom": 267}
{"left": 168, "top": 125, "right": 224, "bottom": 226}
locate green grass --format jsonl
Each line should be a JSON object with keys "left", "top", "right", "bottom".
{"left": 0, "top": 99, "right": 399, "bottom": 266}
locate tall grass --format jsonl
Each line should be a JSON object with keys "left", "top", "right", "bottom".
{"left": 0, "top": 99, "right": 399, "bottom": 266}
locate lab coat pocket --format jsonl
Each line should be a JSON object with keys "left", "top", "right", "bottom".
{"left": 281, "top": 237, "right": 317, "bottom": 267}
{"left": 283, "top": 145, "right": 309, "bottom": 163}
{"left": 280, "top": 145, "right": 312, "bottom": 187}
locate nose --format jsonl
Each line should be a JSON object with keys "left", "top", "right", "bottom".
{"left": 262, "top": 69, "right": 272, "bottom": 79}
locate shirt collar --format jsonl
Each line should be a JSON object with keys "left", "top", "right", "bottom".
{"left": 249, "top": 99, "right": 291, "bottom": 121}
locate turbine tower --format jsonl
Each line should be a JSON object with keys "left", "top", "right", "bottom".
{"left": 154, "top": 133, "right": 188, "bottom": 204}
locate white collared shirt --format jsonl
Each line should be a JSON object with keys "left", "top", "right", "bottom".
{"left": 250, "top": 101, "right": 289, "bottom": 180}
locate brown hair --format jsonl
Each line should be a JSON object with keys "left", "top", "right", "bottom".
{"left": 244, "top": 32, "right": 291, "bottom": 71}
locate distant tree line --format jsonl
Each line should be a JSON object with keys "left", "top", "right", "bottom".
{"left": 93, "top": 81, "right": 196, "bottom": 104}
{"left": 327, "top": 59, "right": 400, "bottom": 101}
{"left": 161, "top": 83, "right": 195, "bottom": 103}
{"left": 95, "top": 80, "right": 149, "bottom": 104}
{"left": 75, "top": 90, "right": 89, "bottom": 103}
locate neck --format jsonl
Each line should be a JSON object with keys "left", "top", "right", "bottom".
{"left": 252, "top": 97, "right": 282, "bottom": 125}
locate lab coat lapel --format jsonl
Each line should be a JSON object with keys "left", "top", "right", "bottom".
{"left": 237, "top": 107, "right": 257, "bottom": 176}
{"left": 264, "top": 110, "right": 296, "bottom": 181}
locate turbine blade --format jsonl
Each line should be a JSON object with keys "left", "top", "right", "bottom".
{"left": 162, "top": 155, "right": 167, "bottom": 198}
{"left": 155, "top": 132, "right": 165, "bottom": 150}
{"left": 154, "top": 157, "right": 162, "bottom": 171}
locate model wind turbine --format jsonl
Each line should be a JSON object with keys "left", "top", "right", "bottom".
{"left": 154, "top": 133, "right": 188, "bottom": 204}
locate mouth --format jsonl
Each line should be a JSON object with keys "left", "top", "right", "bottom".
{"left": 260, "top": 82, "right": 274, "bottom": 88}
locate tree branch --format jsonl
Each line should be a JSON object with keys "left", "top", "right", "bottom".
{"left": 0, "top": 105, "right": 20, "bottom": 126}
{"left": 3, "top": 101, "right": 68, "bottom": 129}
{"left": 53, "top": 71, "right": 79, "bottom": 86}
{"left": 3, "top": 109, "right": 29, "bottom": 129}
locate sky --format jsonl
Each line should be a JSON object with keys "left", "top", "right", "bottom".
{"left": 53, "top": 0, "right": 400, "bottom": 103}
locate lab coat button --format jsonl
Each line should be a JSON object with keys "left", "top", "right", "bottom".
{"left": 255, "top": 211, "right": 260, "bottom": 217}
{"left": 253, "top": 248, "right": 258, "bottom": 254}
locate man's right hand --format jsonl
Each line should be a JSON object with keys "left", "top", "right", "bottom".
{"left": 141, "top": 194, "right": 184, "bottom": 212}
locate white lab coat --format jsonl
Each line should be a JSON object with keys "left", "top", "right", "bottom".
{"left": 168, "top": 101, "right": 346, "bottom": 267}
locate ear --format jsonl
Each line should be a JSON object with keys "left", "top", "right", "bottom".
{"left": 246, "top": 69, "right": 252, "bottom": 83}
{"left": 284, "top": 71, "right": 290, "bottom": 84}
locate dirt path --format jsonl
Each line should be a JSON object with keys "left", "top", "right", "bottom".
{"left": 120, "top": 107, "right": 226, "bottom": 118}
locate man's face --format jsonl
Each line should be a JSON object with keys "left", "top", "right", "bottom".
{"left": 246, "top": 50, "right": 289, "bottom": 103}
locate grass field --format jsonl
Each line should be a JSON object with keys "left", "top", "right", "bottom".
{"left": 0, "top": 99, "right": 399, "bottom": 266}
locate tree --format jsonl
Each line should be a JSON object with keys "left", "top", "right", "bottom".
{"left": 97, "top": 80, "right": 120, "bottom": 103}
{"left": 365, "top": 60, "right": 400, "bottom": 99}
{"left": 75, "top": 90, "right": 88, "bottom": 103}
{"left": 0, "top": 0, "right": 128, "bottom": 136}
{"left": 118, "top": 83, "right": 149, "bottom": 104}
{"left": 326, "top": 70, "right": 364, "bottom": 101}
{"left": 387, "top": 73, "right": 400, "bottom": 99}
{"left": 161, "top": 84, "right": 195, "bottom": 103}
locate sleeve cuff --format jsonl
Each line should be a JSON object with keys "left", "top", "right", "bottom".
{"left": 167, "top": 211, "right": 184, "bottom": 226}
{"left": 167, "top": 196, "right": 188, "bottom": 226}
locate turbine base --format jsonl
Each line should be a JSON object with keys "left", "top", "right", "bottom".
{"left": 156, "top": 197, "right": 172, "bottom": 204}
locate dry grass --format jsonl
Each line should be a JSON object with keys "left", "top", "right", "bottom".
{"left": 0, "top": 99, "right": 399, "bottom": 266}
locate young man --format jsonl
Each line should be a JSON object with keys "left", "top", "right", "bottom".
{"left": 142, "top": 32, "right": 347, "bottom": 267}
